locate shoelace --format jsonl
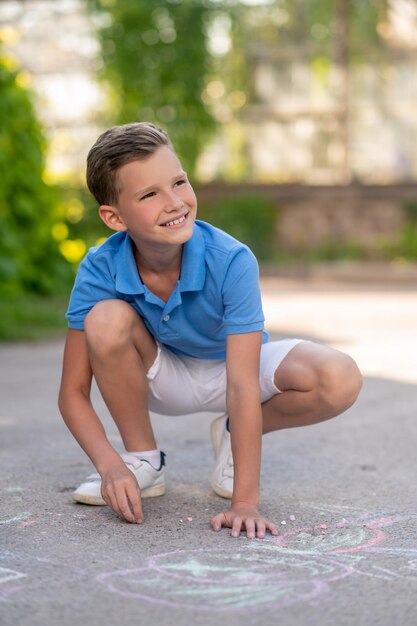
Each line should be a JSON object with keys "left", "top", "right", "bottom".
{"left": 84, "top": 455, "right": 144, "bottom": 482}
{"left": 120, "top": 453, "right": 144, "bottom": 470}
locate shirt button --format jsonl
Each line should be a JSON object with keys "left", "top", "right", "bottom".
{"left": 163, "top": 315, "right": 170, "bottom": 322}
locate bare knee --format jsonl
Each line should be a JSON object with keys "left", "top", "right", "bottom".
{"left": 84, "top": 300, "right": 140, "bottom": 355}
{"left": 317, "top": 351, "right": 363, "bottom": 414}
{"left": 275, "top": 343, "right": 362, "bottom": 416}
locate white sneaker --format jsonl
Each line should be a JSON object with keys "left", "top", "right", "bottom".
{"left": 72, "top": 452, "right": 166, "bottom": 505}
{"left": 210, "top": 415, "right": 233, "bottom": 499}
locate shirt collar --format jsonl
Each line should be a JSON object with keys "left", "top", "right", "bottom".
{"left": 114, "top": 223, "right": 206, "bottom": 295}
{"left": 115, "top": 234, "right": 145, "bottom": 295}
{"left": 178, "top": 221, "right": 206, "bottom": 292}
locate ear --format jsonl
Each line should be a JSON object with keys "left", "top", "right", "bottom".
{"left": 98, "top": 205, "right": 127, "bottom": 232}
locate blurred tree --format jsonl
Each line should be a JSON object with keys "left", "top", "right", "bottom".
{"left": 198, "top": 194, "right": 277, "bottom": 259}
{"left": 0, "top": 47, "right": 72, "bottom": 296}
{"left": 249, "top": 0, "right": 387, "bottom": 58}
{"left": 219, "top": 0, "right": 388, "bottom": 181}
{"left": 88, "top": 0, "right": 217, "bottom": 176}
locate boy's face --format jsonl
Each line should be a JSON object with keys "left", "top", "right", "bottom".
{"left": 100, "top": 145, "right": 197, "bottom": 249}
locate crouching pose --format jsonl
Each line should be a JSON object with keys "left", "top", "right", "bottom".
{"left": 58, "top": 122, "right": 362, "bottom": 539}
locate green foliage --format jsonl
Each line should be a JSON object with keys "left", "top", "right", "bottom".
{"left": 89, "top": 0, "right": 217, "bottom": 176}
{"left": 58, "top": 184, "right": 109, "bottom": 248}
{"left": 350, "top": 0, "right": 386, "bottom": 55}
{"left": 403, "top": 201, "right": 417, "bottom": 225}
{"left": 279, "top": 0, "right": 386, "bottom": 55}
{"left": 394, "top": 226, "right": 417, "bottom": 260}
{"left": 198, "top": 195, "right": 277, "bottom": 260}
{"left": 0, "top": 51, "right": 72, "bottom": 296}
{"left": 0, "top": 295, "right": 67, "bottom": 341}
{"left": 380, "top": 202, "right": 417, "bottom": 260}
{"left": 306, "top": 238, "right": 366, "bottom": 262}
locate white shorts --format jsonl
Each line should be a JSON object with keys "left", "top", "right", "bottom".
{"left": 146, "top": 339, "right": 305, "bottom": 415}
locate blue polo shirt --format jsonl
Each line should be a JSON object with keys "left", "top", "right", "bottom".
{"left": 66, "top": 220, "right": 268, "bottom": 359}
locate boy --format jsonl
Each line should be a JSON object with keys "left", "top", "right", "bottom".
{"left": 58, "top": 122, "right": 362, "bottom": 539}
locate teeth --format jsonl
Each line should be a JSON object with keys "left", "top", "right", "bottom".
{"left": 164, "top": 214, "right": 186, "bottom": 227}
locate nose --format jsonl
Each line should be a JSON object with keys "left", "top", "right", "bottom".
{"left": 164, "top": 188, "right": 184, "bottom": 212}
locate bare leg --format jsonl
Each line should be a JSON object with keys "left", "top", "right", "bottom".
{"left": 84, "top": 300, "right": 158, "bottom": 452}
{"left": 261, "top": 342, "right": 363, "bottom": 434}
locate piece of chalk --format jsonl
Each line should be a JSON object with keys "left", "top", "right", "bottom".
{"left": 319, "top": 524, "right": 327, "bottom": 529}
{"left": 187, "top": 517, "right": 193, "bottom": 522}
{"left": 281, "top": 520, "right": 286, "bottom": 525}
{"left": 289, "top": 515, "right": 296, "bottom": 521}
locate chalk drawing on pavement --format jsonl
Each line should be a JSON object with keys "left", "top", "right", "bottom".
{"left": 97, "top": 548, "right": 354, "bottom": 610}
{"left": 0, "top": 512, "right": 31, "bottom": 526}
{"left": 0, "top": 552, "right": 88, "bottom": 602}
{"left": 0, "top": 567, "right": 27, "bottom": 585}
{"left": 96, "top": 509, "right": 417, "bottom": 611}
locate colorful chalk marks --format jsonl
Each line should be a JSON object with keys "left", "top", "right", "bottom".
{"left": 2, "top": 507, "right": 416, "bottom": 611}
{"left": 96, "top": 510, "right": 417, "bottom": 611}
{"left": 97, "top": 547, "right": 354, "bottom": 610}
{"left": 0, "top": 512, "right": 31, "bottom": 526}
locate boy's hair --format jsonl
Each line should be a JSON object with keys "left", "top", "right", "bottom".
{"left": 86, "top": 122, "right": 172, "bottom": 206}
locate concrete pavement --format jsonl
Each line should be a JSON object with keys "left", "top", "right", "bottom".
{"left": 1, "top": 278, "right": 417, "bottom": 626}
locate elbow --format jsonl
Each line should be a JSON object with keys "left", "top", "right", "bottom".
{"left": 58, "top": 385, "right": 70, "bottom": 418}
{"left": 58, "top": 383, "right": 90, "bottom": 418}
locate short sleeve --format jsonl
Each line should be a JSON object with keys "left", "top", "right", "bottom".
{"left": 221, "top": 246, "right": 265, "bottom": 335}
{"left": 66, "top": 250, "right": 117, "bottom": 330}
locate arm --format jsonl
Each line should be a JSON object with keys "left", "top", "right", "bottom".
{"left": 227, "top": 331, "right": 263, "bottom": 508}
{"left": 58, "top": 329, "right": 143, "bottom": 523}
{"left": 210, "top": 331, "right": 278, "bottom": 539}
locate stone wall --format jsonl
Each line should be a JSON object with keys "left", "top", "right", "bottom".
{"left": 196, "top": 183, "right": 417, "bottom": 253}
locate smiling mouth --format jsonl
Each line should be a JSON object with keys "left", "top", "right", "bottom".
{"left": 161, "top": 211, "right": 190, "bottom": 227}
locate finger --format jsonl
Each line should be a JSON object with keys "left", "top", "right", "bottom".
{"left": 210, "top": 512, "right": 227, "bottom": 532}
{"left": 126, "top": 483, "right": 144, "bottom": 523}
{"left": 265, "top": 520, "right": 279, "bottom": 536}
{"left": 115, "top": 489, "right": 137, "bottom": 523}
{"left": 255, "top": 519, "right": 266, "bottom": 539}
{"left": 108, "top": 482, "right": 135, "bottom": 523}
{"left": 116, "top": 480, "right": 138, "bottom": 524}
{"left": 222, "top": 511, "right": 232, "bottom": 528}
{"left": 245, "top": 519, "right": 256, "bottom": 540}
{"left": 104, "top": 488, "right": 122, "bottom": 518}
{"left": 231, "top": 516, "right": 242, "bottom": 538}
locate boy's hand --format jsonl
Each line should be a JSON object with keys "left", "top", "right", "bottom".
{"left": 210, "top": 502, "right": 279, "bottom": 539}
{"left": 101, "top": 464, "right": 144, "bottom": 524}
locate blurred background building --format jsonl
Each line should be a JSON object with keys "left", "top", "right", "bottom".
{"left": 2, "top": 0, "right": 417, "bottom": 185}
{"left": 2, "top": 0, "right": 417, "bottom": 336}
{"left": 0, "top": 0, "right": 103, "bottom": 182}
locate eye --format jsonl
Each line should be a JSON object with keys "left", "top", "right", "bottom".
{"left": 174, "top": 178, "right": 186, "bottom": 187}
{"left": 140, "top": 191, "right": 156, "bottom": 200}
